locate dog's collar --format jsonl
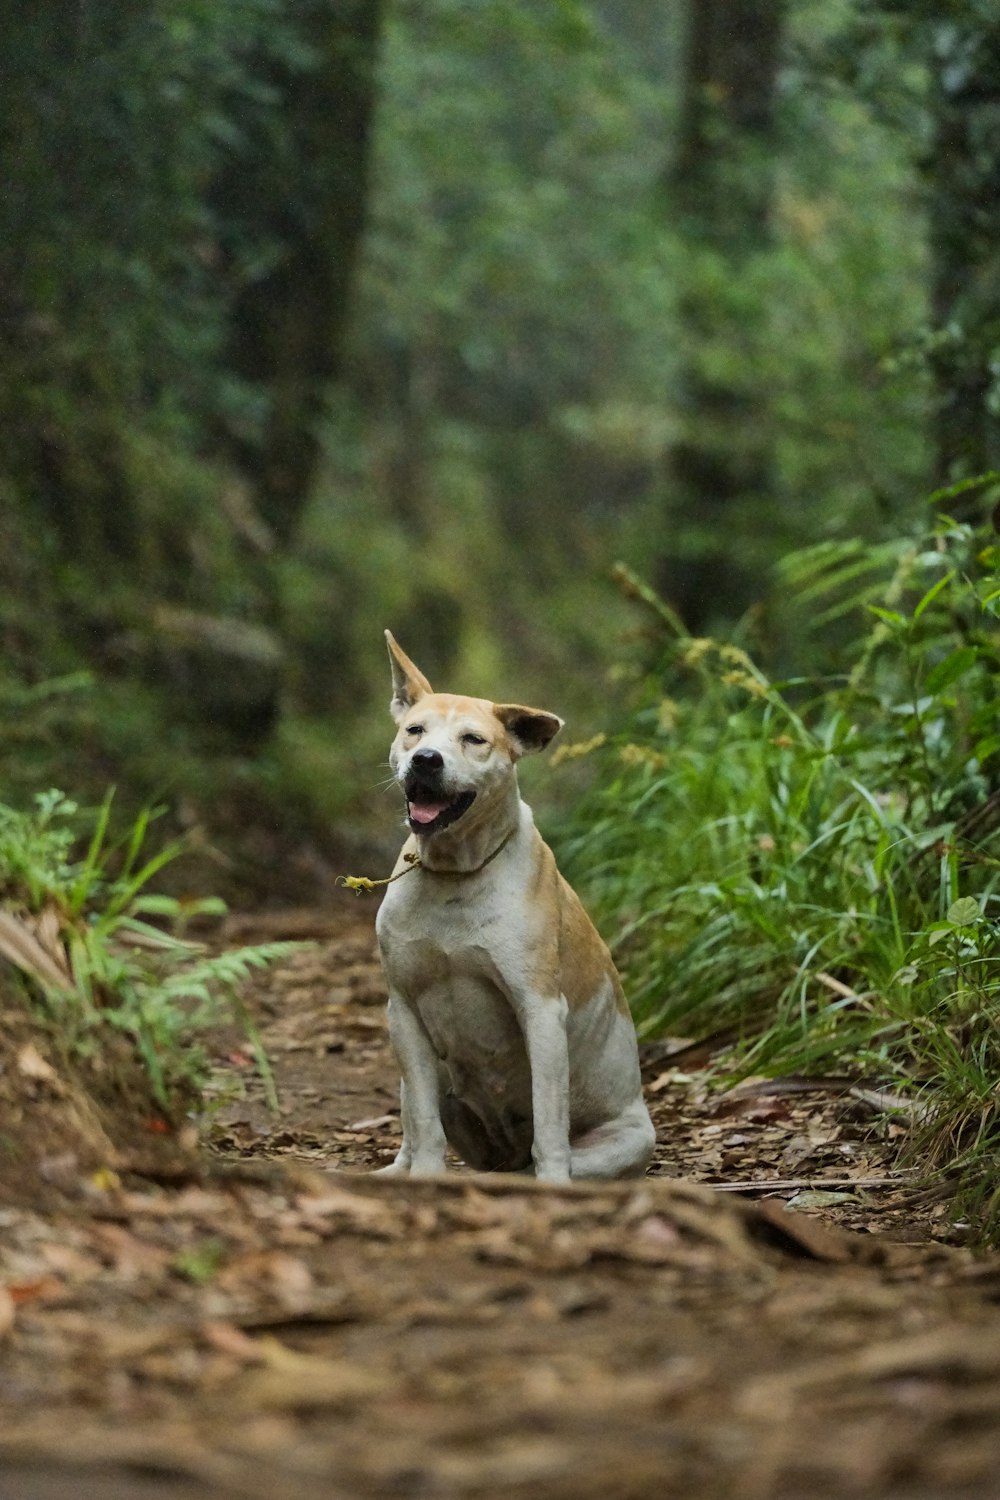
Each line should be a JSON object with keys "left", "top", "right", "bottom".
{"left": 417, "top": 826, "right": 515, "bottom": 879}
{"left": 340, "top": 828, "right": 515, "bottom": 894}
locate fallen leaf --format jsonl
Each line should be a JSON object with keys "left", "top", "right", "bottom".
{"left": 749, "top": 1201, "right": 854, "bottom": 1263}
{"left": 647, "top": 1071, "right": 683, "bottom": 1094}
{"left": 38, "top": 1242, "right": 102, "bottom": 1281}
{"left": 0, "top": 910, "right": 73, "bottom": 991}
{"left": 215, "top": 1250, "right": 313, "bottom": 1305}
{"left": 89, "top": 1167, "right": 121, "bottom": 1192}
{"left": 7, "top": 1277, "right": 65, "bottom": 1305}
{"left": 90, "top": 1223, "right": 172, "bottom": 1279}
{"left": 201, "top": 1319, "right": 265, "bottom": 1363}
{"left": 17, "top": 1042, "right": 59, "bottom": 1084}
{"left": 633, "top": 1215, "right": 682, "bottom": 1251}
{"left": 743, "top": 1101, "right": 793, "bottom": 1125}
{"left": 237, "top": 1337, "right": 385, "bottom": 1410}
{"left": 786, "top": 1190, "right": 856, "bottom": 1211}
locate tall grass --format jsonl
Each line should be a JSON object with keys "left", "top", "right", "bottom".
{"left": 556, "top": 505, "right": 1000, "bottom": 1239}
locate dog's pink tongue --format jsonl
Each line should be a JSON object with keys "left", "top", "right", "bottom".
{"left": 409, "top": 801, "right": 448, "bottom": 826}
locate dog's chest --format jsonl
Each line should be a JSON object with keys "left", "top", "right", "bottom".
{"left": 377, "top": 861, "right": 513, "bottom": 961}
{"left": 376, "top": 877, "right": 526, "bottom": 1065}
{"left": 378, "top": 884, "right": 505, "bottom": 994}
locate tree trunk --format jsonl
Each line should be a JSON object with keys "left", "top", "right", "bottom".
{"left": 218, "top": 0, "right": 385, "bottom": 548}
{"left": 924, "top": 18, "right": 1000, "bottom": 509}
{"left": 658, "top": 0, "right": 785, "bottom": 631}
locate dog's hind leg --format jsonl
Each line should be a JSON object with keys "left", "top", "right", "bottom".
{"left": 569, "top": 1099, "right": 656, "bottom": 1180}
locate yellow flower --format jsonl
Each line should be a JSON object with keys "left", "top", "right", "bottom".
{"left": 721, "top": 670, "right": 768, "bottom": 699}
{"left": 681, "top": 637, "right": 715, "bottom": 667}
{"left": 550, "top": 732, "right": 607, "bottom": 767}
{"left": 618, "top": 744, "right": 667, "bottom": 771}
{"left": 657, "top": 698, "right": 678, "bottom": 734}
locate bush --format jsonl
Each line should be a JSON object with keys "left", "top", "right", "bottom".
{"left": 0, "top": 790, "right": 295, "bottom": 1110}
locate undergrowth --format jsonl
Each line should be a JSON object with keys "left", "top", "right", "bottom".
{"left": 0, "top": 790, "right": 296, "bottom": 1111}
{"left": 557, "top": 496, "right": 1000, "bottom": 1242}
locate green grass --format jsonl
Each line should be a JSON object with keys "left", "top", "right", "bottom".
{"left": 555, "top": 500, "right": 1000, "bottom": 1242}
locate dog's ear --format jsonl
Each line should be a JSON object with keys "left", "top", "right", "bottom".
{"left": 494, "top": 704, "right": 564, "bottom": 758}
{"left": 385, "top": 630, "right": 434, "bottom": 722}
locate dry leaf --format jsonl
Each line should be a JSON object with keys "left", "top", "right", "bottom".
{"left": 748, "top": 1200, "right": 853, "bottom": 1264}
{"left": 90, "top": 1167, "right": 122, "bottom": 1192}
{"left": 786, "top": 1189, "right": 856, "bottom": 1211}
{"left": 237, "top": 1337, "right": 385, "bottom": 1410}
{"left": 201, "top": 1320, "right": 265, "bottom": 1363}
{"left": 0, "top": 909, "right": 73, "bottom": 990}
{"left": 215, "top": 1250, "right": 313, "bottom": 1306}
{"left": 6, "top": 1277, "right": 65, "bottom": 1306}
{"left": 16, "top": 1042, "right": 59, "bottom": 1084}
{"left": 90, "top": 1223, "right": 172, "bottom": 1279}
{"left": 0, "top": 1288, "right": 14, "bottom": 1339}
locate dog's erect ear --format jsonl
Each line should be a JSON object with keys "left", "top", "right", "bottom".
{"left": 494, "top": 704, "right": 564, "bottom": 759}
{"left": 385, "top": 630, "right": 434, "bottom": 722}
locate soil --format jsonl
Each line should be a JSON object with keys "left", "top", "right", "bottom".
{"left": 4, "top": 895, "right": 1000, "bottom": 1500}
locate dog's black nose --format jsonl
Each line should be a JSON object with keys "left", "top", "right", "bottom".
{"left": 411, "top": 747, "right": 444, "bottom": 773}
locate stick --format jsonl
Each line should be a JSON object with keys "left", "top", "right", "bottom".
{"left": 706, "top": 1174, "right": 916, "bottom": 1195}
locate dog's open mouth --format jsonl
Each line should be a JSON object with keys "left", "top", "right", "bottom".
{"left": 406, "top": 789, "right": 476, "bottom": 834}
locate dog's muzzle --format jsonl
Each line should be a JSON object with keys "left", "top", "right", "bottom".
{"left": 403, "top": 749, "right": 476, "bottom": 834}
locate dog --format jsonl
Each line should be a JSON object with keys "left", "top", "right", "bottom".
{"left": 374, "top": 631, "right": 655, "bottom": 1181}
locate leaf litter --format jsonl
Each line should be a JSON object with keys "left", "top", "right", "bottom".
{"left": 2, "top": 902, "right": 1000, "bottom": 1497}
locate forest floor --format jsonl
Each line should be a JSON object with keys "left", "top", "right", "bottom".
{"left": 4, "top": 898, "right": 1000, "bottom": 1500}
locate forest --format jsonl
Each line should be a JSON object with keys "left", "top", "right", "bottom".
{"left": 5, "top": 0, "right": 1000, "bottom": 1201}
{"left": 7, "top": 3, "right": 1000, "bottom": 1494}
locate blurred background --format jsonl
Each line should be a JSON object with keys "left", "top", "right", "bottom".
{"left": 2, "top": 0, "right": 998, "bottom": 890}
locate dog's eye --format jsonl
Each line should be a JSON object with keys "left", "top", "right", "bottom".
{"left": 462, "top": 733, "right": 487, "bottom": 746}
{"left": 406, "top": 724, "right": 425, "bottom": 736}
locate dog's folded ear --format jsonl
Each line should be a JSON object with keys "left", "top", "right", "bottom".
{"left": 385, "top": 631, "right": 434, "bottom": 721}
{"left": 494, "top": 704, "right": 564, "bottom": 758}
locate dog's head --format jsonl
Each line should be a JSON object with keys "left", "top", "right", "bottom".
{"left": 385, "top": 631, "right": 563, "bottom": 837}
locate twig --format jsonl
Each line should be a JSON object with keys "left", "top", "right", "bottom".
{"left": 813, "top": 970, "right": 865, "bottom": 1001}
{"left": 708, "top": 1174, "right": 916, "bottom": 1195}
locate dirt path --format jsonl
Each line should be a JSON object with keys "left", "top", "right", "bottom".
{"left": 4, "top": 901, "right": 1000, "bottom": 1499}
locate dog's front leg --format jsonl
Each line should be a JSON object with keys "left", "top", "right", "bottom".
{"left": 384, "top": 995, "right": 447, "bottom": 1175}
{"left": 515, "top": 994, "right": 571, "bottom": 1182}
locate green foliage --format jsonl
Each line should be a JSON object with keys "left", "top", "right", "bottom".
{"left": 1, "top": 0, "right": 297, "bottom": 421}
{"left": 0, "top": 791, "right": 296, "bottom": 1108}
{"left": 0, "top": 0, "right": 957, "bottom": 824}
{"left": 172, "top": 1238, "right": 229, "bottom": 1283}
{"left": 556, "top": 507, "right": 1000, "bottom": 1239}
{"left": 815, "top": 1, "right": 1000, "bottom": 487}
{"left": 303, "top": 0, "right": 933, "bottom": 717}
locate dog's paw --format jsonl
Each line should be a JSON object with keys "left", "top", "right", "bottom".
{"left": 408, "top": 1159, "right": 447, "bottom": 1177}
{"left": 534, "top": 1163, "right": 572, "bottom": 1184}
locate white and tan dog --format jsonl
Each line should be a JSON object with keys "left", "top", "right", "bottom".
{"left": 375, "top": 631, "right": 655, "bottom": 1181}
